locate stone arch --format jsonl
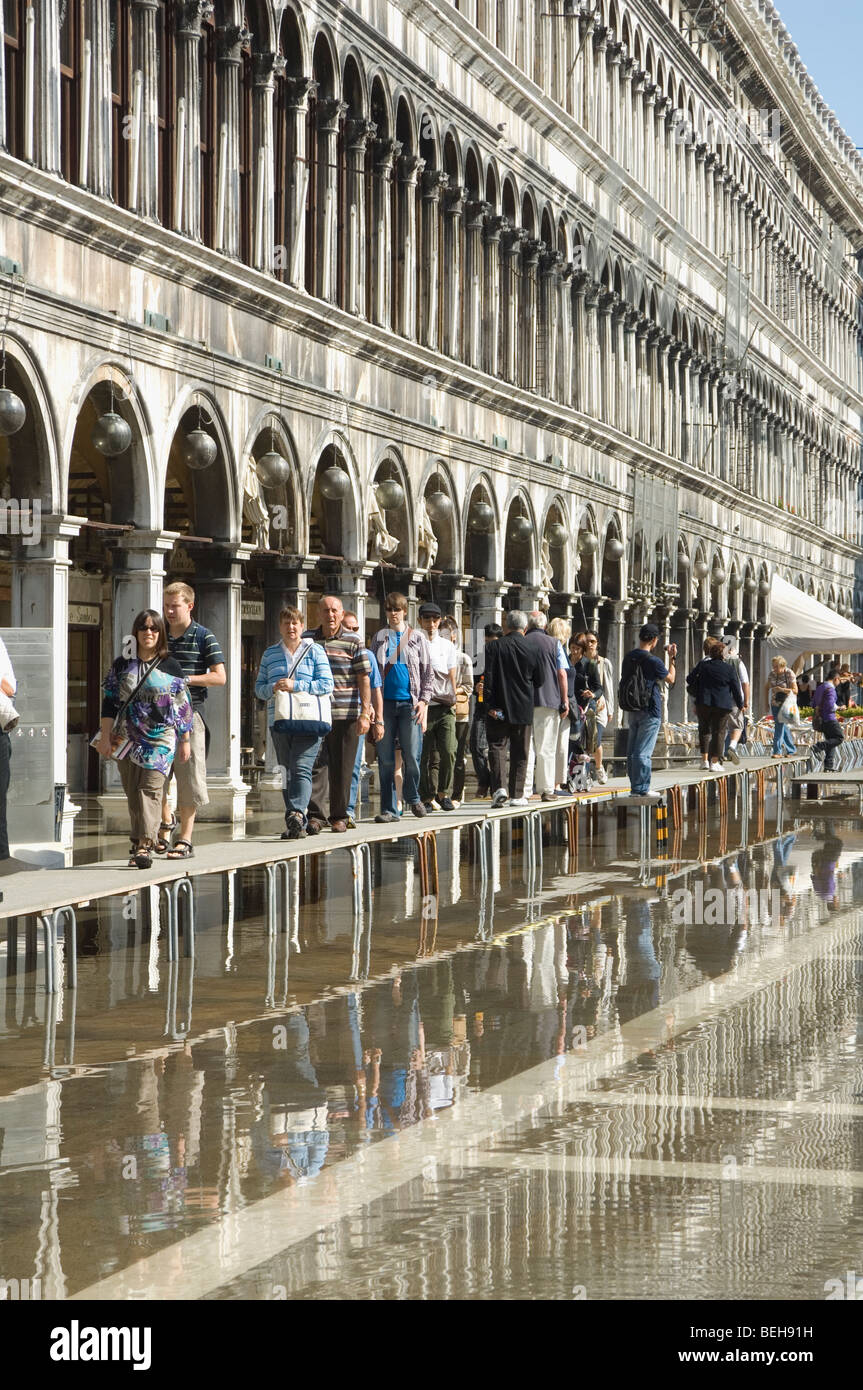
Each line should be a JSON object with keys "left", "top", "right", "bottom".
{"left": 369, "top": 71, "right": 393, "bottom": 139}
{"left": 600, "top": 512, "right": 625, "bottom": 601}
{"left": 66, "top": 358, "right": 157, "bottom": 530}
{"left": 463, "top": 472, "right": 501, "bottom": 582}
{"left": 307, "top": 428, "right": 362, "bottom": 563}
{"left": 162, "top": 385, "right": 238, "bottom": 543}
{"left": 369, "top": 442, "right": 415, "bottom": 567}
{"left": 241, "top": 407, "right": 305, "bottom": 554}
{"left": 341, "top": 50, "right": 368, "bottom": 118}
{"left": 310, "top": 25, "right": 340, "bottom": 100}
{"left": 394, "top": 91, "right": 418, "bottom": 153}
{"left": 502, "top": 486, "right": 538, "bottom": 591}
{"left": 575, "top": 505, "right": 600, "bottom": 595}
{"left": 442, "top": 125, "right": 464, "bottom": 187}
{"left": 419, "top": 459, "right": 461, "bottom": 574}
{"left": 0, "top": 334, "right": 61, "bottom": 516}
{"left": 276, "top": 0, "right": 307, "bottom": 73}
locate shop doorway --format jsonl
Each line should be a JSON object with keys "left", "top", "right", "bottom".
{"left": 67, "top": 627, "right": 101, "bottom": 792}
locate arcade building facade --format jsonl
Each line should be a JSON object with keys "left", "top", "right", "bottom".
{"left": 0, "top": 0, "right": 860, "bottom": 859}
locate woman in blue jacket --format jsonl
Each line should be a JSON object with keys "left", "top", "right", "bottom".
{"left": 255, "top": 606, "right": 334, "bottom": 838}
{"left": 687, "top": 637, "right": 744, "bottom": 772}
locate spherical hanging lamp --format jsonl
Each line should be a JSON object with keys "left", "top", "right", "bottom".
{"left": 677, "top": 550, "right": 690, "bottom": 570}
{"left": 92, "top": 410, "right": 132, "bottom": 458}
{"left": 547, "top": 521, "right": 568, "bottom": 547}
{"left": 729, "top": 570, "right": 743, "bottom": 590}
{"left": 508, "top": 513, "right": 533, "bottom": 543}
{"left": 256, "top": 449, "right": 291, "bottom": 487}
{"left": 182, "top": 427, "right": 217, "bottom": 471}
{"left": 712, "top": 565, "right": 727, "bottom": 586}
{"left": 469, "top": 498, "right": 495, "bottom": 533}
{"left": 375, "top": 478, "right": 405, "bottom": 512}
{"left": 605, "top": 535, "right": 625, "bottom": 561}
{"left": 693, "top": 558, "right": 709, "bottom": 580}
{"left": 744, "top": 574, "right": 757, "bottom": 593}
{"left": 577, "top": 531, "right": 598, "bottom": 555}
{"left": 758, "top": 577, "right": 771, "bottom": 597}
{"left": 426, "top": 489, "right": 453, "bottom": 523}
{"left": 0, "top": 387, "right": 26, "bottom": 436}
{"left": 319, "top": 464, "right": 350, "bottom": 500}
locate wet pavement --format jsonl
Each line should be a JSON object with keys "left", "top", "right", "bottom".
{"left": 2, "top": 787, "right": 862, "bottom": 1302}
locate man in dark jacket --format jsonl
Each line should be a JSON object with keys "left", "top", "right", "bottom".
{"left": 483, "top": 610, "right": 542, "bottom": 808}
{"left": 812, "top": 670, "right": 844, "bottom": 771}
{"left": 525, "top": 613, "right": 569, "bottom": 801}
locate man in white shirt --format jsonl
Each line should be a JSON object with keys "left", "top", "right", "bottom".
{"left": 417, "top": 603, "right": 458, "bottom": 811}
{"left": 0, "top": 635, "right": 16, "bottom": 860}
{"left": 723, "top": 637, "right": 751, "bottom": 764}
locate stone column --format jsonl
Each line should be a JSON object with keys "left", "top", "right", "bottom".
{"left": 345, "top": 118, "right": 376, "bottom": 317}
{"left": 538, "top": 251, "right": 562, "bottom": 399}
{"left": 571, "top": 273, "right": 588, "bottom": 412}
{"left": 483, "top": 212, "right": 504, "bottom": 377}
{"left": 611, "top": 297, "right": 627, "bottom": 427}
{"left": 215, "top": 23, "right": 249, "bottom": 257}
{"left": 657, "top": 334, "right": 673, "bottom": 454}
{"left": 83, "top": 0, "right": 112, "bottom": 197}
{"left": 176, "top": 1, "right": 210, "bottom": 238}
{"left": 601, "top": 599, "right": 630, "bottom": 738}
{"left": 10, "top": 515, "right": 82, "bottom": 863}
{"left": 520, "top": 238, "right": 542, "bottom": 392}
{"left": 441, "top": 183, "right": 465, "bottom": 358}
{"left": 623, "top": 308, "right": 638, "bottom": 438}
{"left": 597, "top": 290, "right": 615, "bottom": 424}
{"left": 584, "top": 284, "right": 601, "bottom": 418}
{"left": 501, "top": 225, "right": 525, "bottom": 384}
{"left": 419, "top": 169, "right": 447, "bottom": 347}
{"left": 316, "top": 97, "right": 346, "bottom": 301}
{"left": 467, "top": 581, "right": 510, "bottom": 633}
{"left": 371, "top": 138, "right": 400, "bottom": 328}
{"left": 34, "top": 0, "right": 61, "bottom": 172}
{"left": 251, "top": 53, "right": 284, "bottom": 272}
{"left": 557, "top": 260, "right": 574, "bottom": 406}
{"left": 131, "top": 0, "right": 160, "bottom": 217}
{"left": 463, "top": 199, "right": 490, "bottom": 368}
{"left": 279, "top": 76, "right": 315, "bottom": 287}
{"left": 193, "top": 546, "right": 254, "bottom": 826}
{"left": 339, "top": 561, "right": 377, "bottom": 635}
{"left": 396, "top": 153, "right": 425, "bottom": 339}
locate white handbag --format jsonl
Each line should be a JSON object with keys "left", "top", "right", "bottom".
{"left": 272, "top": 640, "right": 332, "bottom": 735}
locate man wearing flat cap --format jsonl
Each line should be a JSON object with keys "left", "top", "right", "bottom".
{"left": 417, "top": 603, "right": 458, "bottom": 811}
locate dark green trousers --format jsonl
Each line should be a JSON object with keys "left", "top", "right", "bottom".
{"left": 419, "top": 704, "right": 457, "bottom": 801}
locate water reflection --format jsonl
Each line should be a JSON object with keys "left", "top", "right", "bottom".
{"left": 2, "top": 812, "right": 863, "bottom": 1299}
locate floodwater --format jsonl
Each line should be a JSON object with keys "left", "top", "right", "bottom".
{"left": 1, "top": 794, "right": 862, "bottom": 1302}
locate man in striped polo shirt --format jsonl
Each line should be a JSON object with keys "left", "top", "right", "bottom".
{"left": 160, "top": 582, "right": 226, "bottom": 857}
{"left": 305, "top": 594, "right": 371, "bottom": 833}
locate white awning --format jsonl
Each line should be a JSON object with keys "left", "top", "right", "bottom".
{"left": 766, "top": 575, "right": 863, "bottom": 659}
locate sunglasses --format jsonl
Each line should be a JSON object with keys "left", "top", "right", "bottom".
{"left": 138, "top": 625, "right": 160, "bottom": 633}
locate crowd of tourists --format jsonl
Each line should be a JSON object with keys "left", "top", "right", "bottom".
{"left": 0, "top": 587, "right": 850, "bottom": 870}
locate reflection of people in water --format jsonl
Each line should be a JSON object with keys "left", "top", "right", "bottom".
{"left": 770, "top": 832, "right": 798, "bottom": 920}
{"left": 251, "top": 1012, "right": 330, "bottom": 1184}
{"left": 684, "top": 861, "right": 749, "bottom": 979}
{"left": 616, "top": 900, "right": 661, "bottom": 1024}
{"left": 811, "top": 832, "right": 844, "bottom": 910}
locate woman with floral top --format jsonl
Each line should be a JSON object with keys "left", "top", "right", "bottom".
{"left": 96, "top": 610, "right": 194, "bottom": 868}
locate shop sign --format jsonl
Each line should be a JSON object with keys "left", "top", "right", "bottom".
{"left": 241, "top": 600, "right": 265, "bottom": 622}
{"left": 68, "top": 602, "right": 101, "bottom": 628}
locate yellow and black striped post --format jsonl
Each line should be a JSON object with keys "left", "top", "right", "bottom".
{"left": 655, "top": 797, "right": 668, "bottom": 889}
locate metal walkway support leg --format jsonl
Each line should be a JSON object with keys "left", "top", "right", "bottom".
{"left": 37, "top": 907, "right": 77, "bottom": 994}
{"left": 265, "top": 860, "right": 291, "bottom": 935}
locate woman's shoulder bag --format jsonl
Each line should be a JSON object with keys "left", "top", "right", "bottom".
{"left": 272, "top": 640, "right": 332, "bottom": 736}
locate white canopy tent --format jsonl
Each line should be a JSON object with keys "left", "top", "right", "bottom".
{"left": 766, "top": 575, "right": 863, "bottom": 661}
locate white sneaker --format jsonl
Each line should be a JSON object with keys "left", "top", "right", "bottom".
{"left": 709, "top": 761, "right": 724, "bottom": 773}
{"left": 491, "top": 790, "right": 508, "bottom": 809}
{"left": 596, "top": 767, "right": 608, "bottom": 784}
{"left": 509, "top": 797, "right": 529, "bottom": 807}
{"left": 450, "top": 799, "right": 461, "bottom": 808}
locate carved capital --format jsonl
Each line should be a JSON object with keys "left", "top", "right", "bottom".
{"left": 397, "top": 153, "right": 425, "bottom": 184}
{"left": 444, "top": 183, "right": 468, "bottom": 217}
{"left": 422, "top": 168, "right": 450, "bottom": 200}
{"left": 373, "top": 138, "right": 402, "bottom": 173}
{"left": 484, "top": 213, "right": 507, "bottom": 243}
{"left": 284, "top": 75, "right": 317, "bottom": 110}
{"left": 317, "top": 98, "right": 348, "bottom": 131}
{"left": 217, "top": 24, "right": 251, "bottom": 63}
{"left": 346, "top": 117, "right": 377, "bottom": 150}
{"left": 177, "top": 1, "right": 214, "bottom": 38}
{"left": 466, "top": 198, "right": 492, "bottom": 229}
{"left": 253, "top": 51, "right": 286, "bottom": 87}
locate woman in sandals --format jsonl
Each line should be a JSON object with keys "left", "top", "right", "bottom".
{"left": 95, "top": 611, "right": 193, "bottom": 869}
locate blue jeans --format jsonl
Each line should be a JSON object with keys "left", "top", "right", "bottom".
{"left": 270, "top": 728, "right": 323, "bottom": 824}
{"left": 771, "top": 704, "right": 795, "bottom": 754}
{"left": 626, "top": 710, "right": 662, "bottom": 794}
{"left": 347, "top": 735, "right": 364, "bottom": 819}
{"left": 378, "top": 699, "right": 422, "bottom": 815}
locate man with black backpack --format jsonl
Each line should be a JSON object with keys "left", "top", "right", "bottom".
{"left": 618, "top": 623, "right": 677, "bottom": 800}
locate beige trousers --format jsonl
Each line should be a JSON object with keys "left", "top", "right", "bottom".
{"left": 119, "top": 758, "right": 167, "bottom": 845}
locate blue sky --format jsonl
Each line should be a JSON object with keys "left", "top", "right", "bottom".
{"left": 773, "top": 1, "right": 862, "bottom": 144}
